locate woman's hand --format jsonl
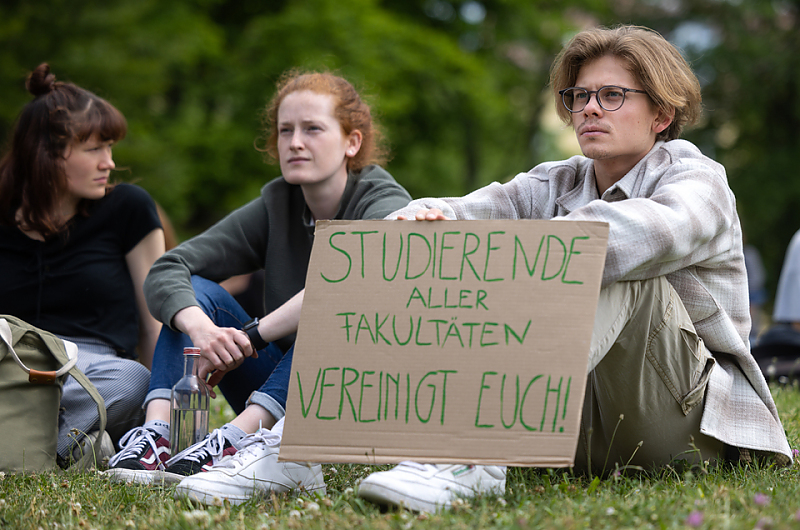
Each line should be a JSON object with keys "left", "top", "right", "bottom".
{"left": 172, "top": 306, "right": 254, "bottom": 386}
{"left": 396, "top": 208, "right": 450, "bottom": 221}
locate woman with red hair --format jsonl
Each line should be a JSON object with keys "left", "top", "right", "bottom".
{"left": 107, "top": 70, "right": 412, "bottom": 503}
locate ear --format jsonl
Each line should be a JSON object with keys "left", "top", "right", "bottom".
{"left": 345, "top": 129, "right": 363, "bottom": 158}
{"left": 62, "top": 142, "right": 75, "bottom": 160}
{"left": 653, "top": 108, "right": 674, "bottom": 135}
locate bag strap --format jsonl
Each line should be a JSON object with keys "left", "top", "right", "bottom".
{"left": 63, "top": 341, "right": 108, "bottom": 470}
{"left": 0, "top": 319, "right": 78, "bottom": 383}
{"left": 0, "top": 318, "right": 107, "bottom": 469}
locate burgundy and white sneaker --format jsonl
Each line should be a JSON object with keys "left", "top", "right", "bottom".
{"left": 105, "top": 427, "right": 171, "bottom": 484}
{"left": 161, "top": 429, "right": 238, "bottom": 484}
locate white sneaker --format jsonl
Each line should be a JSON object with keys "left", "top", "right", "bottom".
{"left": 71, "top": 430, "right": 116, "bottom": 468}
{"left": 174, "top": 425, "right": 326, "bottom": 506}
{"left": 357, "top": 462, "right": 506, "bottom": 513}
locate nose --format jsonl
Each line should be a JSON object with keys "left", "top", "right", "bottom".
{"left": 583, "top": 92, "right": 603, "bottom": 115}
{"left": 289, "top": 130, "right": 304, "bottom": 150}
{"left": 100, "top": 146, "right": 115, "bottom": 169}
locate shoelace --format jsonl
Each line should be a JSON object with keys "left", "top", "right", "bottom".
{"left": 108, "top": 427, "right": 158, "bottom": 467}
{"left": 216, "top": 428, "right": 280, "bottom": 470}
{"left": 165, "top": 428, "right": 227, "bottom": 467}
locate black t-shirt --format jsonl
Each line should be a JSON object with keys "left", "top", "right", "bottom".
{"left": 0, "top": 183, "right": 162, "bottom": 357}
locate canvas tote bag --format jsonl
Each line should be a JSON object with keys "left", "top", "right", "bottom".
{"left": 0, "top": 315, "right": 107, "bottom": 472}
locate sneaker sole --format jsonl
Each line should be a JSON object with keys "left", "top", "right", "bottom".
{"left": 175, "top": 483, "right": 254, "bottom": 506}
{"left": 175, "top": 479, "right": 327, "bottom": 507}
{"left": 357, "top": 482, "right": 443, "bottom": 513}
{"left": 161, "top": 470, "right": 190, "bottom": 485}
{"left": 105, "top": 468, "right": 166, "bottom": 485}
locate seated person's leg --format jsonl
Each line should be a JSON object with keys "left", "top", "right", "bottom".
{"left": 573, "top": 276, "right": 724, "bottom": 475}
{"left": 157, "top": 342, "right": 290, "bottom": 483}
{"left": 79, "top": 354, "right": 149, "bottom": 444}
{"left": 58, "top": 341, "right": 150, "bottom": 466}
{"left": 173, "top": 345, "right": 327, "bottom": 505}
{"left": 217, "top": 341, "right": 287, "bottom": 418}
{"left": 107, "top": 276, "right": 269, "bottom": 483}
{"left": 146, "top": 276, "right": 255, "bottom": 407}
{"left": 356, "top": 277, "right": 725, "bottom": 512}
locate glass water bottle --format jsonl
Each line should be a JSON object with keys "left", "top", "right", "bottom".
{"left": 170, "top": 347, "right": 210, "bottom": 454}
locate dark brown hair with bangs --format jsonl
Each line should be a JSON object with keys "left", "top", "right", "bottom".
{"left": 0, "top": 63, "right": 127, "bottom": 238}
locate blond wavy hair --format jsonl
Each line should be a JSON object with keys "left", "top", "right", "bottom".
{"left": 550, "top": 25, "right": 701, "bottom": 141}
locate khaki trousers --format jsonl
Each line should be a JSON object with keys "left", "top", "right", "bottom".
{"left": 573, "top": 277, "right": 724, "bottom": 475}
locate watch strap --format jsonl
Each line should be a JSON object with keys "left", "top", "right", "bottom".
{"left": 243, "top": 318, "right": 268, "bottom": 351}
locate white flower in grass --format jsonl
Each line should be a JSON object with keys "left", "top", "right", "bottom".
{"left": 452, "top": 498, "right": 468, "bottom": 507}
{"left": 182, "top": 510, "right": 211, "bottom": 525}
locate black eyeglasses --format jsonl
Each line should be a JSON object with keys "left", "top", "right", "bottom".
{"left": 558, "top": 85, "right": 648, "bottom": 113}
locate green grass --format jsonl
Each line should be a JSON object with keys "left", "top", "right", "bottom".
{"left": 2, "top": 383, "right": 800, "bottom": 530}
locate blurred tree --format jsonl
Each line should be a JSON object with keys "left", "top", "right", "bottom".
{"left": 0, "top": 0, "right": 229, "bottom": 231}
{"left": 0, "top": 0, "right": 599, "bottom": 236}
{"left": 690, "top": 1, "right": 800, "bottom": 303}
{"left": 1, "top": 0, "right": 797, "bottom": 305}
{"left": 608, "top": 0, "right": 800, "bottom": 305}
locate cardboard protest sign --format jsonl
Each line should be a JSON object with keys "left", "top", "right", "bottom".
{"left": 280, "top": 219, "right": 608, "bottom": 467}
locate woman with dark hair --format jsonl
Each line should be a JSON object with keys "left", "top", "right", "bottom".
{"left": 0, "top": 64, "right": 165, "bottom": 466}
{"left": 106, "top": 70, "right": 412, "bottom": 503}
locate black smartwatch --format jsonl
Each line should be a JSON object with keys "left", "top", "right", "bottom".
{"left": 242, "top": 318, "right": 268, "bottom": 351}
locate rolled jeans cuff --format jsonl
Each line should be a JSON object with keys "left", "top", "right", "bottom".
{"left": 143, "top": 388, "right": 172, "bottom": 409}
{"left": 247, "top": 390, "right": 286, "bottom": 421}
{"left": 143, "top": 386, "right": 287, "bottom": 423}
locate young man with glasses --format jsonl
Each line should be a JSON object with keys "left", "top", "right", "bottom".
{"left": 356, "top": 25, "right": 793, "bottom": 513}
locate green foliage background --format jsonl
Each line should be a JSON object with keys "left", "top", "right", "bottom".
{"left": 2, "top": 0, "right": 799, "bottom": 306}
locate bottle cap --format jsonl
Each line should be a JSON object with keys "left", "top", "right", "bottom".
{"left": 183, "top": 347, "right": 201, "bottom": 356}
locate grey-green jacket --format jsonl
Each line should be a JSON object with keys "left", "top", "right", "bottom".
{"left": 144, "top": 165, "right": 411, "bottom": 352}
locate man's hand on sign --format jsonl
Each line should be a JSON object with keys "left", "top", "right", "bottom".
{"left": 396, "top": 208, "right": 450, "bottom": 221}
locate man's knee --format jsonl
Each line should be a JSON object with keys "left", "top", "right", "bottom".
{"left": 598, "top": 276, "right": 674, "bottom": 314}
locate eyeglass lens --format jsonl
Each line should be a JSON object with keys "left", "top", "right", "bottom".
{"left": 563, "top": 87, "right": 627, "bottom": 112}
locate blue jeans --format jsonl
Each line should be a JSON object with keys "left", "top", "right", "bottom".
{"left": 145, "top": 276, "right": 291, "bottom": 421}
